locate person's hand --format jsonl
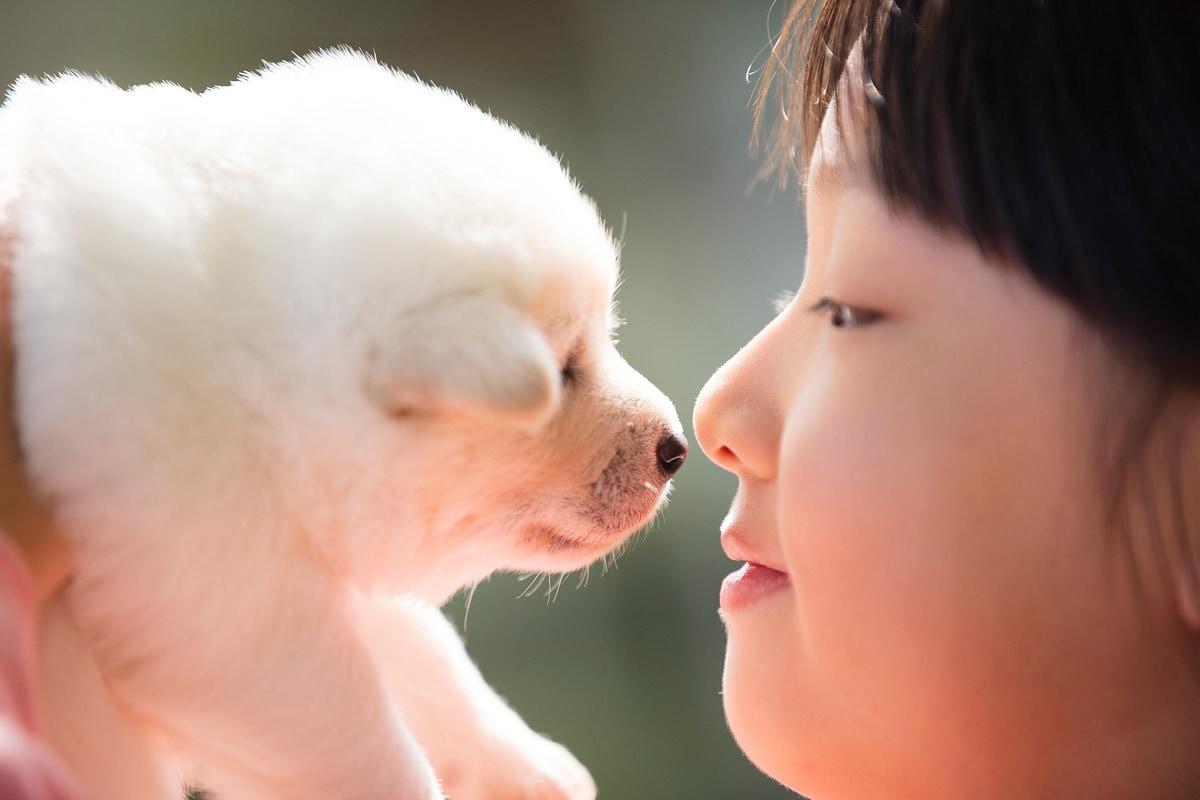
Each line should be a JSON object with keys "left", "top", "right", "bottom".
{"left": 0, "top": 232, "right": 70, "bottom": 603}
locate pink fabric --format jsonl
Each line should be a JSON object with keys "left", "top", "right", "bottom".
{"left": 0, "top": 536, "right": 83, "bottom": 799}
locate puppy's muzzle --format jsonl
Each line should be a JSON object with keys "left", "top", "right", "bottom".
{"left": 656, "top": 431, "right": 688, "bottom": 477}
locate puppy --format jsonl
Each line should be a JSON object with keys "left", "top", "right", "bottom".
{"left": 0, "top": 50, "right": 685, "bottom": 799}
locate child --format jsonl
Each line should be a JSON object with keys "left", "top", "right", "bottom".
{"left": 694, "top": 1, "right": 1200, "bottom": 798}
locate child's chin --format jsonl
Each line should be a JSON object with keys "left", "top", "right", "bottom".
{"left": 721, "top": 596, "right": 804, "bottom": 770}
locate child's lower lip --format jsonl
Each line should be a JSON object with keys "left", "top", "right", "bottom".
{"left": 720, "top": 562, "right": 790, "bottom": 611}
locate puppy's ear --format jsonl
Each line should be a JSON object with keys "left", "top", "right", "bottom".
{"left": 366, "top": 292, "right": 560, "bottom": 426}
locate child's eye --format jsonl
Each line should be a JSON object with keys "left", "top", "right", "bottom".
{"left": 807, "top": 297, "right": 882, "bottom": 328}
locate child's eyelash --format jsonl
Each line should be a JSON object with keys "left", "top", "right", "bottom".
{"left": 770, "top": 291, "right": 881, "bottom": 329}
{"left": 771, "top": 290, "right": 797, "bottom": 315}
{"left": 806, "top": 297, "right": 882, "bottom": 328}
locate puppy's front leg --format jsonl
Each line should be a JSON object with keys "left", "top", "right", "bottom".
{"left": 353, "top": 595, "right": 596, "bottom": 800}
{"left": 132, "top": 582, "right": 444, "bottom": 800}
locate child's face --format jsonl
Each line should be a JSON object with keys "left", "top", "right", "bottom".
{"left": 693, "top": 114, "right": 1181, "bottom": 795}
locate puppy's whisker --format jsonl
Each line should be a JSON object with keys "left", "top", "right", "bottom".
{"left": 463, "top": 581, "right": 480, "bottom": 632}
{"left": 516, "top": 571, "right": 547, "bottom": 600}
{"left": 548, "top": 573, "right": 566, "bottom": 605}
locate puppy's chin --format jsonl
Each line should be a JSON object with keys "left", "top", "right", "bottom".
{"left": 514, "top": 525, "right": 614, "bottom": 572}
{"left": 513, "top": 480, "right": 672, "bottom": 572}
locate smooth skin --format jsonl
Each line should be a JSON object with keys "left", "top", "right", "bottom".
{"left": 693, "top": 105, "right": 1200, "bottom": 798}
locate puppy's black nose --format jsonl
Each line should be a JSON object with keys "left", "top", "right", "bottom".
{"left": 656, "top": 431, "right": 688, "bottom": 477}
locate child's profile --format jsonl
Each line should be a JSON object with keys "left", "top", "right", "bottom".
{"left": 695, "top": 1, "right": 1200, "bottom": 797}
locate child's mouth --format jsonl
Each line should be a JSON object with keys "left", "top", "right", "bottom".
{"left": 720, "top": 561, "right": 790, "bottom": 612}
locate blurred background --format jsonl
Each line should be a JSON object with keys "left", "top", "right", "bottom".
{"left": 1, "top": 2, "right": 807, "bottom": 797}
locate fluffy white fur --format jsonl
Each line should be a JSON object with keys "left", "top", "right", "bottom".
{"left": 0, "top": 50, "right": 682, "bottom": 799}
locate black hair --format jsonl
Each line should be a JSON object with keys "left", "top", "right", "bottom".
{"left": 753, "top": 1, "right": 1199, "bottom": 648}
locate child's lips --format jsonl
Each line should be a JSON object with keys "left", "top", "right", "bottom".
{"left": 718, "top": 527, "right": 790, "bottom": 612}
{"left": 720, "top": 562, "right": 791, "bottom": 612}
{"left": 719, "top": 527, "right": 786, "bottom": 574}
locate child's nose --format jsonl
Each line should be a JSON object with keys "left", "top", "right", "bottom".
{"left": 693, "top": 340, "right": 782, "bottom": 482}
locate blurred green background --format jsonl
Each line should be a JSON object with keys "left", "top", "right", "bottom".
{"left": 1, "top": 2, "right": 807, "bottom": 797}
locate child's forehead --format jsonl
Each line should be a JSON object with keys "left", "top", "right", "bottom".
{"left": 801, "top": 32, "right": 881, "bottom": 202}
{"left": 804, "top": 91, "right": 871, "bottom": 207}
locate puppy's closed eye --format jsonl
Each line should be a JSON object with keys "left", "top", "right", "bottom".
{"left": 560, "top": 345, "right": 584, "bottom": 387}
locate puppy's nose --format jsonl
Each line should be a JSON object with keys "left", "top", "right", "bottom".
{"left": 656, "top": 431, "right": 688, "bottom": 477}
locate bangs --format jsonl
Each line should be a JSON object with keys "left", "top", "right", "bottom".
{"left": 752, "top": 1, "right": 1200, "bottom": 383}
{"left": 752, "top": 0, "right": 1081, "bottom": 256}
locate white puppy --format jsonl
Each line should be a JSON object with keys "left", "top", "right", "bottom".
{"left": 0, "top": 50, "right": 685, "bottom": 799}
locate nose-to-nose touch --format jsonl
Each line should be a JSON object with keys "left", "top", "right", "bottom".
{"left": 656, "top": 431, "right": 688, "bottom": 477}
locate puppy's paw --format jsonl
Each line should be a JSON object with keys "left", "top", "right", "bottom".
{"left": 439, "top": 729, "right": 596, "bottom": 800}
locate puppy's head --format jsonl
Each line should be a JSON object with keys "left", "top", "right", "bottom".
{"left": 356, "top": 215, "right": 685, "bottom": 589}
{"left": 235, "top": 51, "right": 684, "bottom": 595}
{"left": 348, "top": 201, "right": 681, "bottom": 594}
